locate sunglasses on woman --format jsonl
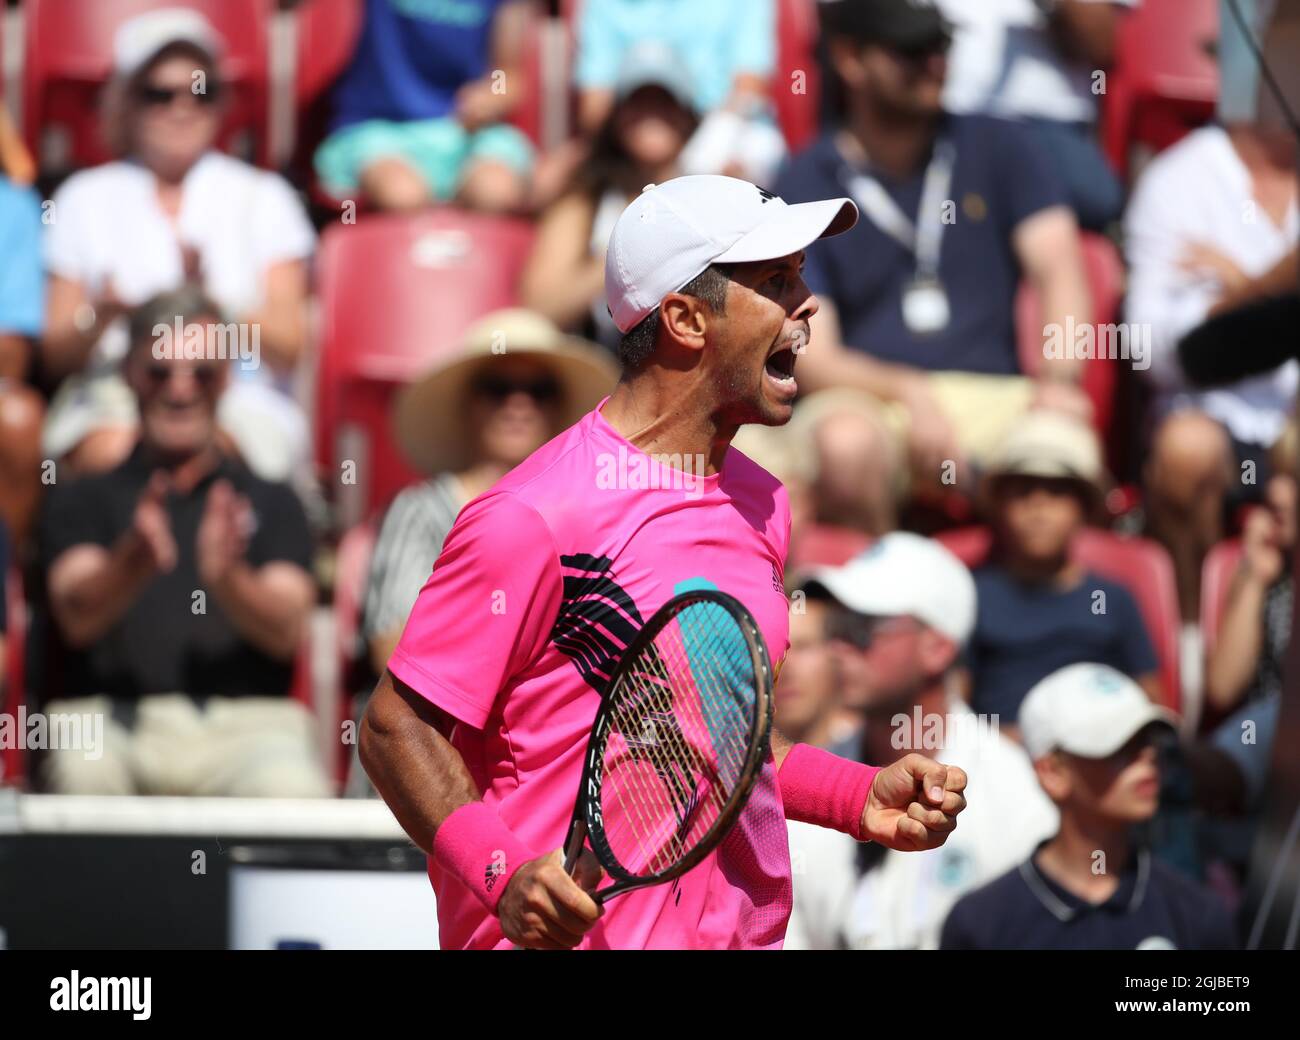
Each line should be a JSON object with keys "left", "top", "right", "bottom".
{"left": 471, "top": 373, "right": 562, "bottom": 403}
{"left": 135, "top": 82, "right": 222, "bottom": 107}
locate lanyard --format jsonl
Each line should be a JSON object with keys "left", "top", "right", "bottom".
{"left": 841, "top": 137, "right": 956, "bottom": 280}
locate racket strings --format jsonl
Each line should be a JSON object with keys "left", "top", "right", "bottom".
{"left": 599, "top": 602, "right": 758, "bottom": 878}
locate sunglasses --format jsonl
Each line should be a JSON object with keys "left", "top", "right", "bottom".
{"left": 471, "top": 373, "right": 562, "bottom": 403}
{"left": 143, "top": 362, "right": 222, "bottom": 389}
{"left": 830, "top": 614, "right": 922, "bottom": 651}
{"left": 135, "top": 82, "right": 222, "bottom": 107}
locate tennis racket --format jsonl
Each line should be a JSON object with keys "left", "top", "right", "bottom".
{"left": 561, "top": 588, "right": 774, "bottom": 904}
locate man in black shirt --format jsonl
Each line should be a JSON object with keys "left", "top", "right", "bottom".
{"left": 38, "top": 285, "right": 328, "bottom": 797}
{"left": 941, "top": 663, "right": 1237, "bottom": 949}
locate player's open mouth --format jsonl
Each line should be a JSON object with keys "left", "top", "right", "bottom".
{"left": 764, "top": 347, "right": 798, "bottom": 396}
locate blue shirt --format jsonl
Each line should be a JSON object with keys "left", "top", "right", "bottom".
{"left": 773, "top": 116, "right": 1067, "bottom": 375}
{"left": 940, "top": 844, "right": 1237, "bottom": 949}
{"left": 0, "top": 178, "right": 45, "bottom": 337}
{"left": 969, "top": 565, "right": 1159, "bottom": 722}
{"left": 330, "top": 0, "right": 508, "bottom": 129}
{"left": 574, "top": 0, "right": 775, "bottom": 113}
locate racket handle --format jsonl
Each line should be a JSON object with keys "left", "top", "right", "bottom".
{"left": 561, "top": 817, "right": 588, "bottom": 877}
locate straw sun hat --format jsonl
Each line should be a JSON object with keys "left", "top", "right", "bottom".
{"left": 394, "top": 309, "right": 620, "bottom": 475}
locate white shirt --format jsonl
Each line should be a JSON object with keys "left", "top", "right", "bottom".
{"left": 44, "top": 151, "right": 315, "bottom": 378}
{"left": 1124, "top": 125, "right": 1300, "bottom": 446}
{"left": 934, "top": 0, "right": 1137, "bottom": 124}
{"left": 785, "top": 700, "right": 1058, "bottom": 950}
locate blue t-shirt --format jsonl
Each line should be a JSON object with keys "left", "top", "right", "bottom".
{"left": 773, "top": 116, "right": 1067, "bottom": 374}
{"left": 330, "top": 0, "right": 508, "bottom": 129}
{"left": 0, "top": 178, "right": 45, "bottom": 337}
{"left": 969, "top": 565, "right": 1159, "bottom": 723}
{"left": 574, "top": 0, "right": 775, "bottom": 113}
{"left": 940, "top": 845, "right": 1237, "bottom": 950}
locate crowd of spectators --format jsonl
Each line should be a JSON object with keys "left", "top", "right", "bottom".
{"left": 0, "top": 0, "right": 1295, "bottom": 950}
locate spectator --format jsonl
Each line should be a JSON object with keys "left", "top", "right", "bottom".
{"left": 787, "top": 387, "right": 904, "bottom": 535}
{"left": 0, "top": 170, "right": 46, "bottom": 552}
{"left": 967, "top": 411, "right": 1161, "bottom": 729}
{"left": 37, "top": 287, "right": 327, "bottom": 797}
{"left": 928, "top": 0, "right": 1133, "bottom": 231}
{"left": 941, "top": 664, "right": 1236, "bottom": 949}
{"left": 777, "top": 0, "right": 1093, "bottom": 500}
{"left": 522, "top": 42, "right": 698, "bottom": 351}
{"left": 775, "top": 582, "right": 849, "bottom": 749}
{"left": 41, "top": 8, "right": 315, "bottom": 484}
{"left": 573, "top": 0, "right": 786, "bottom": 184}
{"left": 1126, "top": 114, "right": 1298, "bottom": 619}
{"left": 344, "top": 310, "right": 616, "bottom": 796}
{"left": 1205, "top": 422, "right": 1296, "bottom": 717}
{"left": 316, "top": 0, "right": 537, "bottom": 212}
{"left": 786, "top": 533, "right": 1056, "bottom": 949}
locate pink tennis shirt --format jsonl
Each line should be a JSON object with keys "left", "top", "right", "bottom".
{"left": 389, "top": 398, "right": 794, "bottom": 949}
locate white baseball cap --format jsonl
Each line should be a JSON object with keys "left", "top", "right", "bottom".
{"left": 114, "top": 7, "right": 223, "bottom": 80}
{"left": 604, "top": 175, "right": 858, "bottom": 334}
{"left": 804, "top": 532, "right": 976, "bottom": 645}
{"left": 1019, "top": 663, "right": 1177, "bottom": 761}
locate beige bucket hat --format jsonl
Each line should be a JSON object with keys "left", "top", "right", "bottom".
{"left": 394, "top": 309, "right": 620, "bottom": 475}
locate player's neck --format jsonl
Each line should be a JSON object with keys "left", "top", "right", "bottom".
{"left": 841, "top": 102, "right": 940, "bottom": 180}
{"left": 601, "top": 380, "right": 734, "bottom": 477}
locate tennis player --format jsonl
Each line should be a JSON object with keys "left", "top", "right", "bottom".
{"left": 361, "top": 175, "right": 968, "bottom": 950}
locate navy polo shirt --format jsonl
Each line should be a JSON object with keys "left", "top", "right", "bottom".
{"left": 968, "top": 566, "right": 1160, "bottom": 722}
{"left": 940, "top": 844, "right": 1238, "bottom": 950}
{"left": 773, "top": 115, "right": 1068, "bottom": 374}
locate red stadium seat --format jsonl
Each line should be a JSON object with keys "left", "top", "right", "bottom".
{"left": 1100, "top": 0, "right": 1219, "bottom": 179}
{"left": 1200, "top": 538, "right": 1245, "bottom": 667}
{"left": 21, "top": 0, "right": 272, "bottom": 175}
{"left": 936, "top": 525, "right": 1183, "bottom": 714}
{"left": 293, "top": 0, "right": 364, "bottom": 112}
{"left": 789, "top": 523, "right": 873, "bottom": 571}
{"left": 314, "top": 209, "right": 536, "bottom": 528}
{"left": 1015, "top": 232, "right": 1126, "bottom": 438}
{"left": 334, "top": 518, "right": 377, "bottom": 784}
{"left": 2, "top": 568, "right": 28, "bottom": 787}
{"left": 773, "top": 0, "right": 821, "bottom": 153}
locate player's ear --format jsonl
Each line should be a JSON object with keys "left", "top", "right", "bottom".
{"left": 659, "top": 293, "right": 709, "bottom": 354}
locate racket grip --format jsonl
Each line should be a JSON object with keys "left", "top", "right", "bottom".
{"left": 561, "top": 817, "right": 588, "bottom": 877}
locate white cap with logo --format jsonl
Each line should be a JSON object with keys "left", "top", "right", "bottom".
{"left": 1019, "top": 663, "right": 1177, "bottom": 760}
{"left": 604, "top": 175, "right": 858, "bottom": 334}
{"left": 804, "top": 532, "right": 977, "bottom": 645}
{"left": 114, "top": 7, "right": 223, "bottom": 80}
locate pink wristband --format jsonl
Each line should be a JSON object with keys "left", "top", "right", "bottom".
{"left": 432, "top": 802, "right": 538, "bottom": 912}
{"left": 778, "top": 743, "right": 881, "bottom": 841}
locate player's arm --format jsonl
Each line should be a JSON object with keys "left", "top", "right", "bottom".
{"left": 362, "top": 493, "right": 602, "bottom": 949}
{"left": 359, "top": 670, "right": 478, "bottom": 852}
{"left": 361, "top": 669, "right": 603, "bottom": 949}
{"left": 775, "top": 725, "right": 967, "bottom": 852}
